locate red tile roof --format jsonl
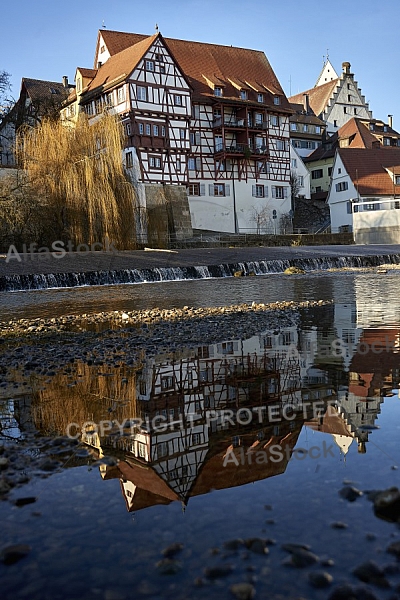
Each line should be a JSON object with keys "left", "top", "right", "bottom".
{"left": 338, "top": 118, "right": 380, "bottom": 149}
{"left": 89, "top": 30, "right": 290, "bottom": 108}
{"left": 87, "top": 35, "right": 157, "bottom": 94}
{"left": 338, "top": 147, "right": 400, "bottom": 195}
{"left": 289, "top": 79, "right": 339, "bottom": 117}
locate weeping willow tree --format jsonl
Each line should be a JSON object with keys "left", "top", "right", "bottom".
{"left": 17, "top": 112, "right": 140, "bottom": 249}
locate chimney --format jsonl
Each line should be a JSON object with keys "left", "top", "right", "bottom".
{"left": 342, "top": 61, "right": 351, "bottom": 75}
{"left": 388, "top": 114, "right": 393, "bottom": 129}
{"left": 62, "top": 75, "right": 69, "bottom": 88}
{"left": 303, "top": 93, "right": 310, "bottom": 115}
{"left": 97, "top": 61, "right": 102, "bottom": 69}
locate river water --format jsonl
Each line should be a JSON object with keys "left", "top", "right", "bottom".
{"left": 1, "top": 271, "right": 400, "bottom": 600}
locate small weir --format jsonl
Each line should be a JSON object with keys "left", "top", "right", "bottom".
{"left": 1, "top": 254, "right": 399, "bottom": 292}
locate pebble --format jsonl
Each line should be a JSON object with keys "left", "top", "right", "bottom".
{"left": 0, "top": 544, "right": 31, "bottom": 565}
{"left": 352, "top": 560, "right": 390, "bottom": 588}
{"left": 161, "top": 542, "right": 184, "bottom": 558}
{"left": 308, "top": 571, "right": 333, "bottom": 588}
{"left": 372, "top": 487, "right": 400, "bottom": 522}
{"left": 339, "top": 486, "right": 363, "bottom": 502}
{"left": 204, "top": 564, "right": 234, "bottom": 579}
{"left": 331, "top": 521, "right": 348, "bottom": 529}
{"left": 155, "top": 558, "right": 182, "bottom": 575}
{"left": 230, "top": 582, "right": 256, "bottom": 600}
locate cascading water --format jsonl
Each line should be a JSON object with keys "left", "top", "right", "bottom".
{"left": 1, "top": 254, "right": 399, "bottom": 292}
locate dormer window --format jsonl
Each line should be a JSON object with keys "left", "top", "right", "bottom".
{"left": 257, "top": 93, "right": 264, "bottom": 103}
{"left": 100, "top": 45, "right": 105, "bottom": 54}
{"left": 214, "top": 87, "right": 222, "bottom": 97}
{"left": 240, "top": 90, "right": 247, "bottom": 100}
{"left": 49, "top": 87, "right": 59, "bottom": 95}
{"left": 395, "top": 175, "right": 400, "bottom": 185}
{"left": 273, "top": 96, "right": 280, "bottom": 105}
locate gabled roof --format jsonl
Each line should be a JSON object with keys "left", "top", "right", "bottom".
{"left": 88, "top": 29, "right": 290, "bottom": 108}
{"left": 77, "top": 67, "right": 97, "bottom": 79}
{"left": 289, "top": 78, "right": 339, "bottom": 117}
{"left": 21, "top": 78, "right": 70, "bottom": 105}
{"left": 338, "top": 118, "right": 380, "bottom": 149}
{"left": 86, "top": 35, "right": 158, "bottom": 95}
{"left": 338, "top": 147, "right": 400, "bottom": 195}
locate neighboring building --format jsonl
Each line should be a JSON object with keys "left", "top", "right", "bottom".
{"left": 289, "top": 61, "right": 372, "bottom": 135}
{"left": 289, "top": 99, "right": 326, "bottom": 158}
{"left": 0, "top": 77, "right": 72, "bottom": 167}
{"left": 290, "top": 145, "right": 311, "bottom": 201}
{"left": 327, "top": 147, "right": 400, "bottom": 240}
{"left": 62, "top": 29, "right": 293, "bottom": 234}
{"left": 305, "top": 117, "right": 400, "bottom": 200}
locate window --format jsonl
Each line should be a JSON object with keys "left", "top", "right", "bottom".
{"left": 85, "top": 103, "right": 93, "bottom": 116}
{"left": 105, "top": 92, "right": 113, "bottom": 106}
{"left": 257, "top": 160, "right": 268, "bottom": 174}
{"left": 216, "top": 160, "right": 225, "bottom": 171}
{"left": 298, "top": 175, "right": 304, "bottom": 187}
{"left": 145, "top": 123, "right": 151, "bottom": 135}
{"left": 188, "top": 183, "right": 200, "bottom": 195}
{"left": 157, "top": 442, "right": 168, "bottom": 458}
{"left": 125, "top": 152, "right": 133, "bottom": 168}
{"left": 273, "top": 96, "right": 281, "bottom": 105}
{"left": 149, "top": 156, "right": 162, "bottom": 168}
{"left": 161, "top": 375, "right": 174, "bottom": 390}
{"left": 153, "top": 125, "right": 159, "bottom": 136}
{"left": 335, "top": 181, "right": 348, "bottom": 192}
{"left": 272, "top": 186, "right": 287, "bottom": 199}
{"left": 343, "top": 107, "right": 347, "bottom": 114}
{"left": 252, "top": 184, "right": 267, "bottom": 198}
{"left": 312, "top": 169, "right": 323, "bottom": 179}
{"left": 328, "top": 167, "right": 333, "bottom": 176}
{"left": 117, "top": 87, "right": 125, "bottom": 103}
{"left": 334, "top": 120, "right": 337, "bottom": 127}
{"left": 348, "top": 94, "right": 353, "bottom": 102}
{"left": 174, "top": 94, "right": 182, "bottom": 105}
{"left": 347, "top": 201, "right": 353, "bottom": 214}
{"left": 95, "top": 99, "right": 102, "bottom": 114}
{"left": 138, "top": 442, "right": 146, "bottom": 458}
{"left": 137, "top": 86, "right": 147, "bottom": 101}
{"left": 192, "top": 433, "right": 201, "bottom": 446}
{"left": 155, "top": 53, "right": 164, "bottom": 62}
{"left": 161, "top": 125, "right": 166, "bottom": 137}
{"left": 76, "top": 79, "right": 81, "bottom": 93}
{"left": 146, "top": 60, "right": 154, "bottom": 71}
{"left": 303, "top": 124, "right": 308, "bottom": 132}
{"left": 291, "top": 158, "right": 297, "bottom": 168}
{"left": 176, "top": 157, "right": 181, "bottom": 173}
{"left": 395, "top": 176, "right": 400, "bottom": 185}
{"left": 290, "top": 123, "right": 297, "bottom": 131}
{"left": 276, "top": 139, "right": 285, "bottom": 151}
{"left": 100, "top": 45, "right": 105, "bottom": 53}
{"left": 240, "top": 90, "right": 247, "bottom": 100}
{"left": 209, "top": 183, "right": 230, "bottom": 196}
{"left": 138, "top": 123, "right": 144, "bottom": 134}
{"left": 354, "top": 108, "right": 357, "bottom": 115}
{"left": 384, "top": 137, "right": 391, "bottom": 146}
{"left": 257, "top": 93, "right": 264, "bottom": 103}
{"left": 159, "top": 65, "right": 166, "bottom": 74}
{"left": 270, "top": 115, "right": 279, "bottom": 127}
{"left": 315, "top": 126, "right": 321, "bottom": 134}
{"left": 179, "top": 128, "right": 186, "bottom": 139}
{"left": 188, "top": 157, "right": 196, "bottom": 170}
{"left": 139, "top": 380, "right": 147, "bottom": 395}
{"left": 214, "top": 86, "right": 222, "bottom": 97}
{"left": 255, "top": 112, "right": 263, "bottom": 125}
{"left": 125, "top": 123, "right": 131, "bottom": 136}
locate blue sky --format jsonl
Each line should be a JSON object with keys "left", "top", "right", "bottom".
{"left": 2, "top": 0, "right": 399, "bottom": 125}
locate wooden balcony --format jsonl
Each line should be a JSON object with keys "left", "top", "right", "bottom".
{"left": 214, "top": 143, "right": 268, "bottom": 157}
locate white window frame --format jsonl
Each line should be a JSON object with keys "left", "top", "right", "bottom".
{"left": 137, "top": 86, "right": 147, "bottom": 101}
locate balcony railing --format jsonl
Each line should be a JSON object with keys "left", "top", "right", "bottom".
{"left": 213, "top": 118, "right": 246, "bottom": 128}
{"left": 214, "top": 143, "right": 268, "bottom": 155}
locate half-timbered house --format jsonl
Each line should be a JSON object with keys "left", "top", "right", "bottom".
{"left": 62, "top": 29, "right": 293, "bottom": 234}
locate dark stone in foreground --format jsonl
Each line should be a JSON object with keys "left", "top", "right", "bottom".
{"left": 372, "top": 487, "right": 400, "bottom": 522}
{"left": 328, "top": 584, "right": 379, "bottom": 600}
{"left": 162, "top": 542, "right": 184, "bottom": 558}
{"left": 339, "top": 486, "right": 363, "bottom": 502}
{"left": 308, "top": 571, "right": 333, "bottom": 588}
{"left": 352, "top": 560, "right": 390, "bottom": 588}
{"left": 204, "top": 564, "right": 234, "bottom": 579}
{"left": 0, "top": 544, "right": 31, "bottom": 565}
{"left": 230, "top": 582, "right": 256, "bottom": 600}
{"left": 14, "top": 496, "right": 37, "bottom": 507}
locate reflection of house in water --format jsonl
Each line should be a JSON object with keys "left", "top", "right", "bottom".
{"left": 98, "top": 324, "right": 335, "bottom": 512}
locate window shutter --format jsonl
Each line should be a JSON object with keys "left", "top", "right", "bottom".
{"left": 284, "top": 187, "right": 288, "bottom": 198}
{"left": 252, "top": 185, "right": 256, "bottom": 197}
{"left": 200, "top": 184, "right": 205, "bottom": 196}
{"left": 195, "top": 132, "right": 201, "bottom": 144}
{"left": 225, "top": 184, "right": 230, "bottom": 196}
{"left": 272, "top": 186, "right": 276, "bottom": 198}
{"left": 264, "top": 185, "right": 268, "bottom": 197}
{"left": 209, "top": 184, "right": 214, "bottom": 196}
{"left": 196, "top": 157, "right": 201, "bottom": 170}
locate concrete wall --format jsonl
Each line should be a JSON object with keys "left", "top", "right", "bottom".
{"left": 353, "top": 208, "right": 400, "bottom": 244}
